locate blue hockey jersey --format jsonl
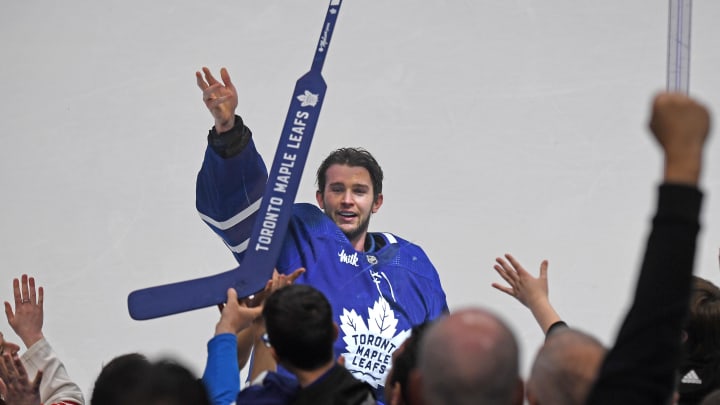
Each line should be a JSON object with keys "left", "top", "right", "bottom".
{"left": 196, "top": 135, "right": 448, "bottom": 395}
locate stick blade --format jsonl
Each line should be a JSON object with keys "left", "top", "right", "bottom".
{"left": 127, "top": 267, "right": 259, "bottom": 320}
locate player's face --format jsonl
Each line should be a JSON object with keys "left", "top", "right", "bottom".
{"left": 317, "top": 164, "right": 383, "bottom": 251}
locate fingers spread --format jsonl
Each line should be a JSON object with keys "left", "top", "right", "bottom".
{"left": 491, "top": 283, "right": 514, "bottom": 296}
{"left": 31, "top": 370, "right": 43, "bottom": 391}
{"left": 203, "top": 67, "right": 219, "bottom": 85}
{"left": 539, "top": 260, "right": 549, "bottom": 279}
{"left": 196, "top": 70, "right": 210, "bottom": 90}
{"left": 12, "top": 279, "right": 21, "bottom": 306}
{"left": 28, "top": 277, "right": 36, "bottom": 305}
{"left": 4, "top": 302, "right": 13, "bottom": 324}
{"left": 20, "top": 275, "right": 29, "bottom": 302}
{"left": 220, "top": 67, "right": 235, "bottom": 91}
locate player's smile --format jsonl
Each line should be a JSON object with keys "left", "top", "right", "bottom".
{"left": 317, "top": 164, "right": 383, "bottom": 251}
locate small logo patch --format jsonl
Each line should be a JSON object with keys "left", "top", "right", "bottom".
{"left": 682, "top": 370, "right": 703, "bottom": 385}
{"left": 338, "top": 249, "right": 359, "bottom": 267}
{"left": 297, "top": 90, "right": 319, "bottom": 107}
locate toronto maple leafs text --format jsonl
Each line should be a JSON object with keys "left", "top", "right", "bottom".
{"left": 254, "top": 110, "right": 309, "bottom": 253}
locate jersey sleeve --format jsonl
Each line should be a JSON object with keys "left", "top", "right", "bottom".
{"left": 196, "top": 122, "right": 268, "bottom": 264}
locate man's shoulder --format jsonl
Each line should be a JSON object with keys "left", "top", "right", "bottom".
{"left": 292, "top": 366, "right": 377, "bottom": 405}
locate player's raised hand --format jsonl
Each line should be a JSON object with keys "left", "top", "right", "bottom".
{"left": 196, "top": 67, "right": 238, "bottom": 133}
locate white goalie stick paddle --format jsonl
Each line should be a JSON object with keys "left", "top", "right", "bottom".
{"left": 128, "top": 0, "right": 343, "bottom": 320}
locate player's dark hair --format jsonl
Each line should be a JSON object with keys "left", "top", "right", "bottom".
{"left": 316, "top": 147, "right": 384, "bottom": 201}
{"left": 263, "top": 284, "right": 335, "bottom": 370}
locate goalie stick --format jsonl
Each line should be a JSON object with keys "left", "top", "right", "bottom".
{"left": 128, "top": 0, "right": 343, "bottom": 320}
{"left": 667, "top": 0, "right": 691, "bottom": 94}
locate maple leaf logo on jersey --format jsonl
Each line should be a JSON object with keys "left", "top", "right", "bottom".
{"left": 339, "top": 297, "right": 411, "bottom": 388}
{"left": 297, "top": 90, "right": 319, "bottom": 107}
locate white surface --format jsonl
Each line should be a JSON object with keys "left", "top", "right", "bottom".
{"left": 1, "top": 0, "right": 720, "bottom": 398}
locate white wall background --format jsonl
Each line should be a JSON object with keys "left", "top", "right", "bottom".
{"left": 2, "top": 0, "right": 720, "bottom": 398}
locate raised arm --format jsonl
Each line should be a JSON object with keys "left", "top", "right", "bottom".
{"left": 492, "top": 254, "right": 563, "bottom": 335}
{"left": 203, "top": 287, "right": 264, "bottom": 405}
{"left": 194, "top": 67, "right": 269, "bottom": 264}
{"left": 4, "top": 275, "right": 84, "bottom": 405}
{"left": 587, "top": 93, "right": 710, "bottom": 405}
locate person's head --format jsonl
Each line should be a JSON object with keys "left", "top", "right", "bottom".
{"left": 700, "top": 389, "right": 720, "bottom": 405}
{"left": 677, "top": 276, "right": 720, "bottom": 405}
{"left": 131, "top": 360, "right": 211, "bottom": 405}
{"left": 91, "top": 353, "right": 152, "bottom": 405}
{"left": 384, "top": 322, "right": 430, "bottom": 405}
{"left": 316, "top": 148, "right": 384, "bottom": 248}
{"left": 684, "top": 276, "right": 720, "bottom": 358}
{"left": 262, "top": 284, "right": 337, "bottom": 372}
{"left": 91, "top": 354, "right": 209, "bottom": 405}
{"left": 418, "top": 308, "right": 523, "bottom": 405}
{"left": 526, "top": 328, "right": 607, "bottom": 405}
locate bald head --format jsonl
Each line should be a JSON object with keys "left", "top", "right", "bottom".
{"left": 418, "top": 308, "right": 522, "bottom": 405}
{"left": 527, "top": 329, "right": 606, "bottom": 405}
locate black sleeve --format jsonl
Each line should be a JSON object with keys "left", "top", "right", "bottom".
{"left": 207, "top": 115, "right": 253, "bottom": 159}
{"left": 545, "top": 321, "right": 569, "bottom": 339}
{"left": 586, "top": 184, "right": 703, "bottom": 405}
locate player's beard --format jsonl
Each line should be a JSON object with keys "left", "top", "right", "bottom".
{"left": 342, "top": 212, "right": 372, "bottom": 246}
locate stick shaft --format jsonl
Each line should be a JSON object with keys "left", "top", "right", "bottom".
{"left": 667, "top": 0, "right": 692, "bottom": 94}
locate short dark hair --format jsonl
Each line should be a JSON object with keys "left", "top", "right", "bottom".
{"left": 132, "top": 360, "right": 211, "bottom": 405}
{"left": 91, "top": 353, "right": 151, "bottom": 405}
{"left": 316, "top": 148, "right": 384, "bottom": 201}
{"left": 686, "top": 276, "right": 720, "bottom": 359}
{"left": 263, "top": 284, "right": 335, "bottom": 370}
{"left": 91, "top": 354, "right": 210, "bottom": 405}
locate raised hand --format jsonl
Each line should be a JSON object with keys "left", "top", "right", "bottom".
{"left": 492, "top": 254, "right": 549, "bottom": 309}
{"left": 242, "top": 268, "right": 306, "bottom": 308}
{"left": 649, "top": 93, "right": 711, "bottom": 185}
{"left": 0, "top": 353, "right": 42, "bottom": 405}
{"left": 0, "top": 332, "right": 20, "bottom": 357}
{"left": 196, "top": 67, "right": 238, "bottom": 133}
{"left": 215, "top": 288, "right": 263, "bottom": 336}
{"left": 4, "top": 275, "right": 44, "bottom": 348}
{"left": 492, "top": 254, "right": 561, "bottom": 334}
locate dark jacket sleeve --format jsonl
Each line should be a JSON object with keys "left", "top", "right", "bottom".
{"left": 586, "top": 184, "right": 703, "bottom": 405}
